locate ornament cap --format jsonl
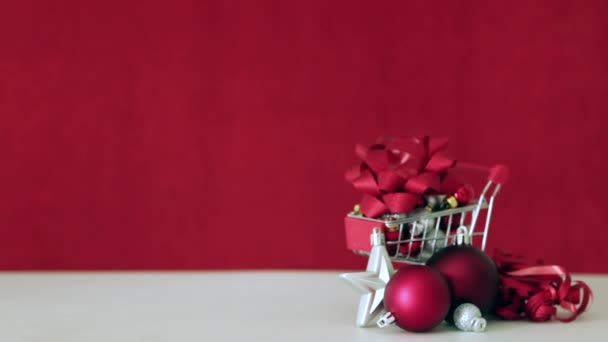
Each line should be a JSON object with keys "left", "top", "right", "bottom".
{"left": 370, "top": 227, "right": 385, "bottom": 246}
{"left": 445, "top": 196, "right": 459, "bottom": 208}
{"left": 455, "top": 226, "right": 471, "bottom": 245}
{"left": 376, "top": 312, "right": 395, "bottom": 328}
{"left": 470, "top": 317, "right": 487, "bottom": 332}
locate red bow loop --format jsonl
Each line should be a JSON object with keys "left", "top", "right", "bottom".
{"left": 359, "top": 194, "right": 388, "bottom": 218}
{"left": 403, "top": 172, "right": 441, "bottom": 195}
{"left": 382, "top": 192, "right": 419, "bottom": 214}
{"left": 351, "top": 170, "right": 381, "bottom": 196}
{"left": 425, "top": 152, "right": 456, "bottom": 173}
{"left": 377, "top": 171, "right": 405, "bottom": 193}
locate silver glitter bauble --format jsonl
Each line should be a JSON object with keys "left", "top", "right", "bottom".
{"left": 453, "top": 303, "right": 486, "bottom": 332}
{"left": 408, "top": 208, "right": 436, "bottom": 236}
{"left": 423, "top": 229, "right": 446, "bottom": 252}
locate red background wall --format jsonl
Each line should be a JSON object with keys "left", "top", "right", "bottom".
{"left": 1, "top": 0, "right": 607, "bottom": 272}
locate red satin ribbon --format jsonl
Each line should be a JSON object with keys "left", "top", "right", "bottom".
{"left": 493, "top": 251, "right": 593, "bottom": 322}
{"left": 345, "top": 136, "right": 456, "bottom": 218}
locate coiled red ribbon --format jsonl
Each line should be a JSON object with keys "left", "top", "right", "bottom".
{"left": 344, "top": 136, "right": 458, "bottom": 218}
{"left": 493, "top": 251, "right": 593, "bottom": 322}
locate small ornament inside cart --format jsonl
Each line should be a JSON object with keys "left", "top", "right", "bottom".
{"left": 340, "top": 135, "right": 509, "bottom": 332}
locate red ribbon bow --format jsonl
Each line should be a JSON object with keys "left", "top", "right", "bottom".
{"left": 493, "top": 251, "right": 593, "bottom": 322}
{"left": 345, "top": 135, "right": 456, "bottom": 218}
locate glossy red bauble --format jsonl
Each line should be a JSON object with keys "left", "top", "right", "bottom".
{"left": 426, "top": 244, "right": 499, "bottom": 323}
{"left": 399, "top": 240, "right": 421, "bottom": 257}
{"left": 385, "top": 229, "right": 400, "bottom": 256}
{"left": 384, "top": 265, "right": 451, "bottom": 332}
{"left": 454, "top": 184, "right": 474, "bottom": 205}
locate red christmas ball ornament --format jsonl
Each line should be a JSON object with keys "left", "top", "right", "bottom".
{"left": 453, "top": 184, "right": 474, "bottom": 205}
{"left": 385, "top": 228, "right": 400, "bottom": 256}
{"left": 382, "top": 213, "right": 406, "bottom": 257}
{"left": 399, "top": 240, "right": 421, "bottom": 257}
{"left": 380, "top": 265, "right": 451, "bottom": 332}
{"left": 426, "top": 244, "right": 499, "bottom": 323}
{"left": 439, "top": 184, "right": 474, "bottom": 231}
{"left": 440, "top": 213, "right": 462, "bottom": 231}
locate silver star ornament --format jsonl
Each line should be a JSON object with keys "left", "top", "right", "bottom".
{"left": 340, "top": 227, "right": 395, "bottom": 327}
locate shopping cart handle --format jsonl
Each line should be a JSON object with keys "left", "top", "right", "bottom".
{"left": 488, "top": 164, "right": 509, "bottom": 185}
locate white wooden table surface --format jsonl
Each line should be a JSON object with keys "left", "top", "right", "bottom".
{"left": 0, "top": 272, "right": 605, "bottom": 341}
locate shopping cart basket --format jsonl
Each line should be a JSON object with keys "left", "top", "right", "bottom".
{"left": 344, "top": 164, "right": 508, "bottom": 264}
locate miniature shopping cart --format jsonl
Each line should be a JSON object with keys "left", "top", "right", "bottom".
{"left": 344, "top": 164, "right": 509, "bottom": 264}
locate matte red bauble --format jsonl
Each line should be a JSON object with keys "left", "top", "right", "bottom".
{"left": 383, "top": 265, "right": 451, "bottom": 332}
{"left": 426, "top": 244, "right": 499, "bottom": 323}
